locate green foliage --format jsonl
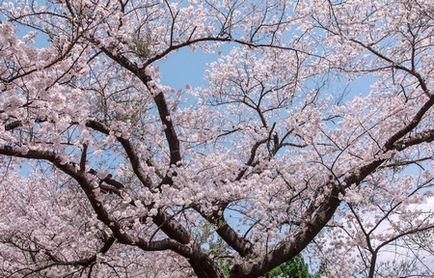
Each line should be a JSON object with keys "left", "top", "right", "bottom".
{"left": 133, "top": 37, "right": 151, "bottom": 58}
{"left": 266, "top": 255, "right": 322, "bottom": 278}
{"left": 132, "top": 31, "right": 154, "bottom": 59}
{"left": 219, "top": 258, "right": 232, "bottom": 276}
{"left": 216, "top": 254, "right": 324, "bottom": 278}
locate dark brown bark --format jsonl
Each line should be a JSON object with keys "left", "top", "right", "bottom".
{"left": 229, "top": 185, "right": 341, "bottom": 278}
{"left": 153, "top": 91, "right": 182, "bottom": 166}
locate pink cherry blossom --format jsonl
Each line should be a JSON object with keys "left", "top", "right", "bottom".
{"left": 0, "top": 1, "right": 434, "bottom": 277}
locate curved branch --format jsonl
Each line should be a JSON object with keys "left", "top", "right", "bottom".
{"left": 0, "top": 145, "right": 188, "bottom": 254}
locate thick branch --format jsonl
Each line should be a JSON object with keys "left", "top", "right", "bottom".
{"left": 84, "top": 120, "right": 190, "bottom": 244}
{"left": 384, "top": 95, "right": 434, "bottom": 150}
{"left": 85, "top": 120, "right": 153, "bottom": 188}
{"left": 393, "top": 128, "right": 434, "bottom": 150}
{"left": 194, "top": 205, "right": 256, "bottom": 258}
{"left": 98, "top": 47, "right": 182, "bottom": 167}
{"left": 151, "top": 90, "right": 181, "bottom": 166}
{"left": 229, "top": 185, "right": 341, "bottom": 278}
{"left": 229, "top": 93, "right": 434, "bottom": 276}
{"left": 3, "top": 118, "right": 192, "bottom": 245}
{"left": 0, "top": 145, "right": 188, "bottom": 254}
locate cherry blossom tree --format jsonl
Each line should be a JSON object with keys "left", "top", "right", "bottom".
{"left": 0, "top": 0, "right": 434, "bottom": 277}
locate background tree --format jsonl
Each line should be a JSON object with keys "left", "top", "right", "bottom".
{"left": 0, "top": 0, "right": 434, "bottom": 277}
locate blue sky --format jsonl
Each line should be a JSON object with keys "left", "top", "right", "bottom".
{"left": 3, "top": 0, "right": 375, "bottom": 102}
{"left": 158, "top": 48, "right": 218, "bottom": 88}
